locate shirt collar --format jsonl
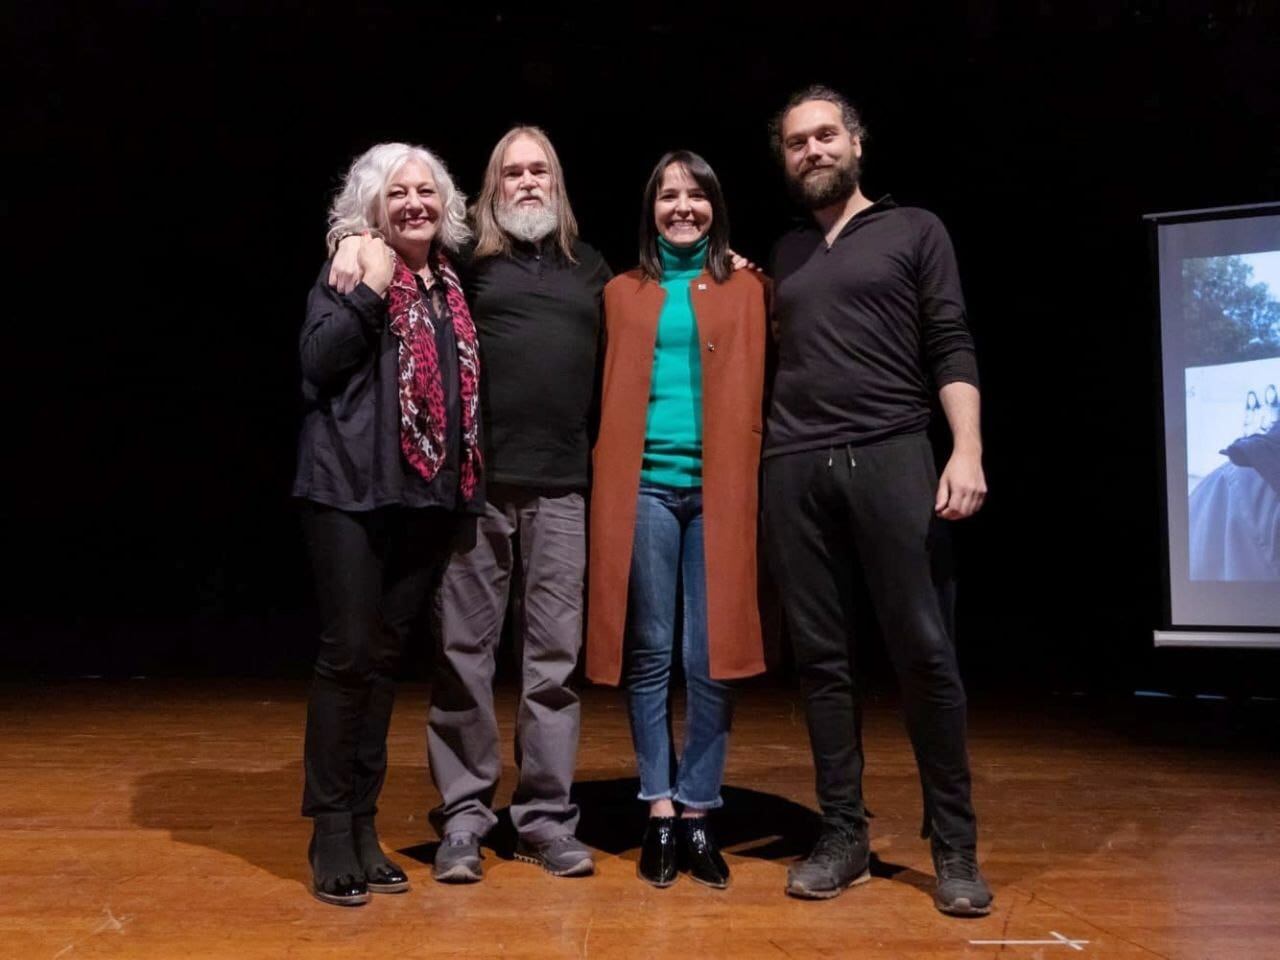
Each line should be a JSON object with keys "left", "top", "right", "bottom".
{"left": 509, "top": 235, "right": 552, "bottom": 259}
{"left": 794, "top": 194, "right": 897, "bottom": 237}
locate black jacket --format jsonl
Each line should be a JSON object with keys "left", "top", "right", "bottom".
{"left": 291, "top": 262, "right": 484, "bottom": 514}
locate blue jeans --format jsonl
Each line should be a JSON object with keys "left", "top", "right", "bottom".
{"left": 624, "top": 484, "right": 734, "bottom": 810}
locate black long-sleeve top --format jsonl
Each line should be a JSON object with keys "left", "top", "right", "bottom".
{"left": 292, "top": 262, "right": 483, "bottom": 514}
{"left": 765, "top": 197, "right": 979, "bottom": 456}
{"left": 461, "top": 238, "right": 612, "bottom": 489}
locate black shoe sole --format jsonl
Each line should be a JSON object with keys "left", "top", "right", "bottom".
{"left": 367, "top": 879, "right": 410, "bottom": 894}
{"left": 785, "top": 866, "right": 871, "bottom": 900}
{"left": 514, "top": 851, "right": 595, "bottom": 877}
{"left": 687, "top": 870, "right": 729, "bottom": 890}
{"left": 637, "top": 862, "right": 679, "bottom": 888}
{"left": 310, "top": 884, "right": 371, "bottom": 907}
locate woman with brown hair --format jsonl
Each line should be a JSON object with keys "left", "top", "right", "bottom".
{"left": 587, "top": 150, "right": 768, "bottom": 889}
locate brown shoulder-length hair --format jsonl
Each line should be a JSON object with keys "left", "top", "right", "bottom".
{"left": 639, "top": 150, "right": 732, "bottom": 284}
{"left": 471, "top": 125, "right": 579, "bottom": 262}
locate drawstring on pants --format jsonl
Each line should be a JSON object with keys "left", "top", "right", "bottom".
{"left": 827, "top": 446, "right": 857, "bottom": 470}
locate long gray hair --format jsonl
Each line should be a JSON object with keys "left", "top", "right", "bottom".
{"left": 471, "top": 126, "right": 578, "bottom": 262}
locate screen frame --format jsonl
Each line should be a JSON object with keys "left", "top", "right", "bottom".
{"left": 1146, "top": 202, "right": 1280, "bottom": 643}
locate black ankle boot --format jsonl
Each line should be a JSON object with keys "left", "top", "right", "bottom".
{"left": 309, "top": 813, "right": 370, "bottom": 906}
{"left": 680, "top": 816, "right": 729, "bottom": 889}
{"left": 638, "top": 816, "right": 679, "bottom": 887}
{"left": 353, "top": 814, "right": 409, "bottom": 894}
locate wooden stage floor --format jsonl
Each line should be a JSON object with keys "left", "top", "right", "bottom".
{"left": 2, "top": 679, "right": 1277, "bottom": 959}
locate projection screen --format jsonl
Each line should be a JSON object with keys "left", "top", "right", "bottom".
{"left": 1148, "top": 203, "right": 1280, "bottom": 647}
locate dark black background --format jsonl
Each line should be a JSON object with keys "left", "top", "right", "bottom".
{"left": 6, "top": 1, "right": 1279, "bottom": 693}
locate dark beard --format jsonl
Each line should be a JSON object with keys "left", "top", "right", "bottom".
{"left": 785, "top": 155, "right": 861, "bottom": 210}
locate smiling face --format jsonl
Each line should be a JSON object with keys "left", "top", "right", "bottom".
{"left": 653, "top": 163, "right": 713, "bottom": 247}
{"left": 780, "top": 98, "right": 862, "bottom": 210}
{"left": 383, "top": 158, "right": 441, "bottom": 255}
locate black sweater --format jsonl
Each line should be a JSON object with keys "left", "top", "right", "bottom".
{"left": 292, "top": 263, "right": 482, "bottom": 514}
{"left": 462, "top": 238, "right": 612, "bottom": 488}
{"left": 765, "top": 198, "right": 979, "bottom": 456}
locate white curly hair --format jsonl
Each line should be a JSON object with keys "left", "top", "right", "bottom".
{"left": 326, "top": 142, "right": 471, "bottom": 255}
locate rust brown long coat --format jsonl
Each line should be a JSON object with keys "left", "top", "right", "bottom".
{"left": 586, "top": 266, "right": 768, "bottom": 686}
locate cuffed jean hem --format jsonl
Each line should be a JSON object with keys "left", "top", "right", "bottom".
{"left": 674, "top": 794, "right": 724, "bottom": 811}
{"left": 637, "top": 788, "right": 676, "bottom": 803}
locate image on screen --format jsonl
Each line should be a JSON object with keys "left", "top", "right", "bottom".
{"left": 1182, "top": 254, "right": 1280, "bottom": 582}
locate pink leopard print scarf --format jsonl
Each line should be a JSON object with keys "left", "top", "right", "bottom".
{"left": 385, "top": 250, "right": 482, "bottom": 499}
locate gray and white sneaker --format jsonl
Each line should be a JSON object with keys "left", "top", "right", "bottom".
{"left": 432, "top": 833, "right": 483, "bottom": 883}
{"left": 514, "top": 834, "right": 595, "bottom": 877}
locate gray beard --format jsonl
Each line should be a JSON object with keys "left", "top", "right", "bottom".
{"left": 496, "top": 199, "right": 559, "bottom": 244}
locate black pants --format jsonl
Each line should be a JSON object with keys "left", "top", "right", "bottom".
{"left": 762, "top": 432, "right": 977, "bottom": 851}
{"left": 300, "top": 502, "right": 455, "bottom": 818}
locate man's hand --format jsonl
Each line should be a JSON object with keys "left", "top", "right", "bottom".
{"left": 935, "top": 448, "right": 987, "bottom": 520}
{"left": 356, "top": 238, "right": 395, "bottom": 297}
{"left": 935, "top": 381, "right": 985, "bottom": 519}
{"left": 329, "top": 234, "right": 369, "bottom": 293}
{"left": 728, "top": 248, "right": 759, "bottom": 272}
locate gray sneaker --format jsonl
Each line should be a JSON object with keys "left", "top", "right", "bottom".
{"left": 931, "top": 838, "right": 993, "bottom": 916}
{"left": 785, "top": 824, "right": 871, "bottom": 899}
{"left": 514, "top": 834, "right": 595, "bottom": 877}
{"left": 432, "top": 833, "right": 483, "bottom": 883}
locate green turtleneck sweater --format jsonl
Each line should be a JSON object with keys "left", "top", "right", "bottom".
{"left": 641, "top": 236, "right": 706, "bottom": 487}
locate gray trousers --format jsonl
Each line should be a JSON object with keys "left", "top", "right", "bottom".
{"left": 427, "top": 484, "right": 585, "bottom": 843}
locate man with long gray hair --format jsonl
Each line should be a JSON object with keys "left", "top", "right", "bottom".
{"left": 331, "top": 125, "right": 610, "bottom": 881}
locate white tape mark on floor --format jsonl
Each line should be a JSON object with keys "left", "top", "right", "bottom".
{"left": 969, "top": 931, "right": 1090, "bottom": 951}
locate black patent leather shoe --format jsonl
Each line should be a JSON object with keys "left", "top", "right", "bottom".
{"left": 308, "top": 817, "right": 371, "bottom": 907}
{"left": 311, "top": 872, "right": 371, "bottom": 906}
{"left": 353, "top": 814, "right": 410, "bottom": 893}
{"left": 364, "top": 859, "right": 410, "bottom": 894}
{"left": 638, "top": 816, "right": 679, "bottom": 887}
{"left": 680, "top": 816, "right": 730, "bottom": 889}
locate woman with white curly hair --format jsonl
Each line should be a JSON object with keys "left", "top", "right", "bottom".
{"left": 292, "top": 142, "right": 484, "bottom": 906}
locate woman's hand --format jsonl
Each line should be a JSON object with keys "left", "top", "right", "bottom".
{"left": 329, "top": 235, "right": 368, "bottom": 294}
{"left": 356, "top": 238, "right": 395, "bottom": 297}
